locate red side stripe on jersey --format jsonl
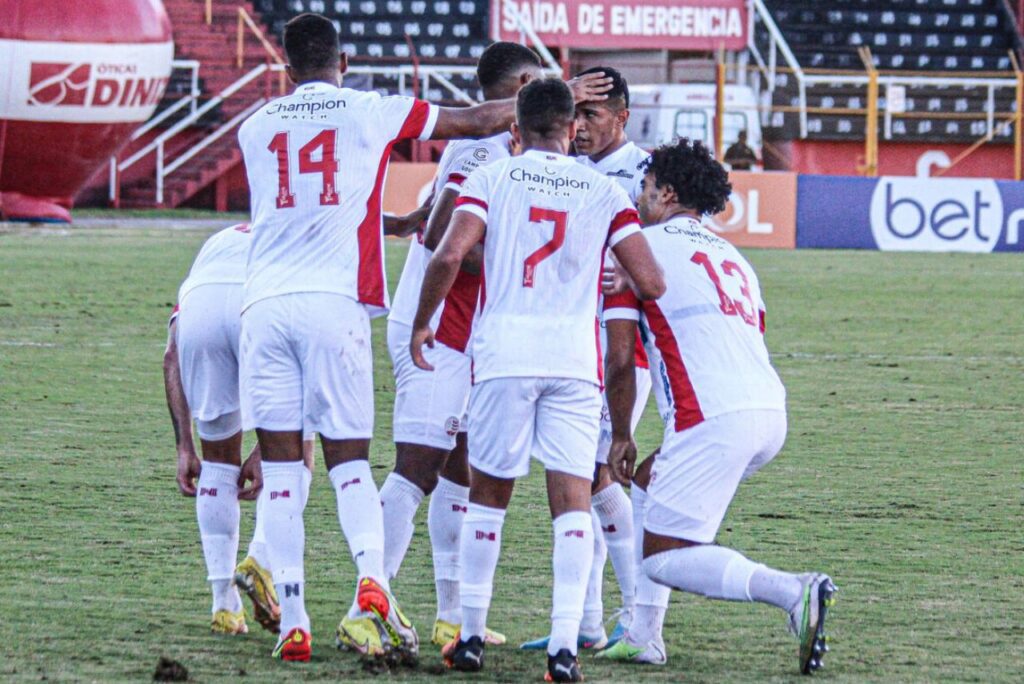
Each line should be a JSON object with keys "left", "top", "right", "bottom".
{"left": 435, "top": 269, "right": 481, "bottom": 353}
{"left": 447, "top": 173, "right": 467, "bottom": 186}
{"left": 399, "top": 100, "right": 431, "bottom": 140}
{"left": 642, "top": 301, "right": 704, "bottom": 431}
{"left": 608, "top": 208, "right": 641, "bottom": 236}
{"left": 454, "top": 196, "right": 488, "bottom": 211}
{"left": 759, "top": 308, "right": 766, "bottom": 334}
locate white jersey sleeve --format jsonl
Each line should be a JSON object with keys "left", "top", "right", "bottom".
{"left": 238, "top": 82, "right": 439, "bottom": 316}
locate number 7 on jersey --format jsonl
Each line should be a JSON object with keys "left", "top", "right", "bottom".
{"left": 522, "top": 207, "right": 567, "bottom": 287}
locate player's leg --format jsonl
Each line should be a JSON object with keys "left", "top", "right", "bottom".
{"left": 639, "top": 411, "right": 836, "bottom": 674}
{"left": 239, "top": 295, "right": 311, "bottom": 660}
{"left": 298, "top": 294, "right": 416, "bottom": 655}
{"left": 443, "top": 377, "right": 537, "bottom": 672}
{"left": 381, "top": 320, "right": 469, "bottom": 582}
{"left": 429, "top": 436, "right": 471, "bottom": 629}
{"left": 534, "top": 378, "right": 603, "bottom": 683}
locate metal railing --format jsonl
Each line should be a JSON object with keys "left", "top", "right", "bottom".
{"left": 109, "top": 62, "right": 278, "bottom": 205}
{"left": 748, "top": 0, "right": 807, "bottom": 136}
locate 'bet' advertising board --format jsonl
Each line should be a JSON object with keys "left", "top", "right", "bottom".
{"left": 797, "top": 175, "right": 1024, "bottom": 252}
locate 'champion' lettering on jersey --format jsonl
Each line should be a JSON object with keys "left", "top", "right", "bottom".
{"left": 663, "top": 221, "right": 731, "bottom": 248}
{"left": 266, "top": 98, "right": 347, "bottom": 118}
{"left": 509, "top": 167, "right": 592, "bottom": 194}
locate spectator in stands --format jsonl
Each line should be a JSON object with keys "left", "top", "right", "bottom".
{"left": 724, "top": 130, "right": 759, "bottom": 171}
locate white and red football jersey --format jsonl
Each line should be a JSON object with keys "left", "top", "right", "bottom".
{"left": 389, "top": 132, "right": 512, "bottom": 337}
{"left": 171, "top": 223, "right": 252, "bottom": 325}
{"left": 604, "top": 216, "right": 786, "bottom": 431}
{"left": 238, "top": 81, "right": 438, "bottom": 315}
{"left": 575, "top": 140, "right": 650, "bottom": 203}
{"left": 578, "top": 140, "right": 652, "bottom": 370}
{"left": 456, "top": 149, "right": 641, "bottom": 384}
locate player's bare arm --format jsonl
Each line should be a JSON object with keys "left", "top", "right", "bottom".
{"left": 410, "top": 210, "right": 487, "bottom": 370}
{"left": 422, "top": 188, "right": 484, "bottom": 274}
{"left": 429, "top": 72, "right": 612, "bottom": 140}
{"left": 604, "top": 318, "right": 640, "bottom": 485}
{"left": 610, "top": 232, "right": 666, "bottom": 300}
{"left": 162, "top": 318, "right": 200, "bottom": 496}
{"left": 384, "top": 199, "right": 432, "bottom": 237}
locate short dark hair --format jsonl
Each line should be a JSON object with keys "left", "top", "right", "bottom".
{"left": 477, "top": 42, "right": 542, "bottom": 90}
{"left": 516, "top": 78, "right": 575, "bottom": 137}
{"left": 575, "top": 65, "right": 629, "bottom": 108}
{"left": 283, "top": 14, "right": 340, "bottom": 73}
{"left": 642, "top": 139, "right": 732, "bottom": 216}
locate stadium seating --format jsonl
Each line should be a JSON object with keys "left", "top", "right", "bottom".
{"left": 757, "top": 0, "right": 1024, "bottom": 142}
{"left": 252, "top": 0, "right": 491, "bottom": 100}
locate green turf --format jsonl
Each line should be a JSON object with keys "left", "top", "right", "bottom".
{"left": 0, "top": 222, "right": 1021, "bottom": 682}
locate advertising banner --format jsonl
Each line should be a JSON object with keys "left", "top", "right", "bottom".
{"left": 491, "top": 0, "right": 747, "bottom": 51}
{"left": 709, "top": 171, "right": 796, "bottom": 249}
{"left": 797, "top": 175, "right": 1024, "bottom": 252}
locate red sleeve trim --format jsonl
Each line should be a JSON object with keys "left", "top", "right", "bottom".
{"left": 397, "top": 99, "right": 431, "bottom": 140}
{"left": 608, "top": 208, "right": 641, "bottom": 235}
{"left": 603, "top": 288, "right": 641, "bottom": 311}
{"left": 455, "top": 196, "right": 488, "bottom": 211}
{"left": 759, "top": 308, "right": 766, "bottom": 334}
{"left": 447, "top": 173, "right": 467, "bottom": 186}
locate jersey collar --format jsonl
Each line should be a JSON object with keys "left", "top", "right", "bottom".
{"left": 521, "top": 149, "right": 573, "bottom": 164}
{"left": 586, "top": 140, "right": 637, "bottom": 171}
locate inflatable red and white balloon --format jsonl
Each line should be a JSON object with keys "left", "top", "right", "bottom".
{"left": 0, "top": 0, "right": 173, "bottom": 221}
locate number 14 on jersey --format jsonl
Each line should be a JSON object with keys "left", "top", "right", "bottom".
{"left": 267, "top": 129, "right": 340, "bottom": 209}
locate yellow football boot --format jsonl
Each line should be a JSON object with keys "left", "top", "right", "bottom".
{"left": 234, "top": 556, "right": 281, "bottom": 634}
{"left": 336, "top": 613, "right": 388, "bottom": 656}
{"left": 432, "top": 619, "right": 507, "bottom": 647}
{"left": 211, "top": 609, "right": 248, "bottom": 635}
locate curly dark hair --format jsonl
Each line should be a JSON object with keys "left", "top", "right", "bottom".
{"left": 642, "top": 138, "right": 732, "bottom": 216}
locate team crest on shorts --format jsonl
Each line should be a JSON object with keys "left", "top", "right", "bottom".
{"left": 444, "top": 416, "right": 461, "bottom": 436}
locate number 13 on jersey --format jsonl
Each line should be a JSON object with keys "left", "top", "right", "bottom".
{"left": 267, "top": 129, "right": 340, "bottom": 209}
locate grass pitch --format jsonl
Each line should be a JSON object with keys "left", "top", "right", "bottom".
{"left": 0, "top": 221, "right": 1021, "bottom": 682}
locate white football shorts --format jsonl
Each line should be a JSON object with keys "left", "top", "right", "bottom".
{"left": 595, "top": 366, "right": 653, "bottom": 465}
{"left": 645, "top": 409, "right": 787, "bottom": 544}
{"left": 468, "top": 377, "right": 602, "bottom": 481}
{"left": 177, "top": 283, "right": 243, "bottom": 441}
{"left": 240, "top": 292, "right": 373, "bottom": 440}
{"left": 387, "top": 320, "right": 471, "bottom": 451}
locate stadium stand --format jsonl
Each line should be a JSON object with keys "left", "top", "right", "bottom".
{"left": 755, "top": 0, "right": 1024, "bottom": 142}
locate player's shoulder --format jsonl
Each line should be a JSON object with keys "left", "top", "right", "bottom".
{"left": 624, "top": 141, "right": 651, "bottom": 165}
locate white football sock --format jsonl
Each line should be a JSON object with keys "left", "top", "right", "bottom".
{"left": 460, "top": 503, "right": 505, "bottom": 641}
{"left": 328, "top": 460, "right": 387, "bottom": 586}
{"left": 593, "top": 483, "right": 635, "bottom": 616}
{"left": 644, "top": 545, "right": 803, "bottom": 612}
{"left": 262, "top": 461, "right": 310, "bottom": 633}
{"left": 580, "top": 512, "right": 606, "bottom": 635}
{"left": 630, "top": 485, "right": 670, "bottom": 644}
{"left": 549, "top": 511, "right": 594, "bottom": 657}
{"left": 428, "top": 477, "right": 469, "bottom": 623}
{"left": 380, "top": 472, "right": 425, "bottom": 580}
{"left": 247, "top": 464, "right": 311, "bottom": 571}
{"left": 196, "top": 462, "right": 242, "bottom": 613}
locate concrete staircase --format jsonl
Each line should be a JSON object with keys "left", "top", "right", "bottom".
{"left": 119, "top": 0, "right": 282, "bottom": 208}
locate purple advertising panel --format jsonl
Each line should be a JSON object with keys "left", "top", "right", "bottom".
{"left": 796, "top": 175, "right": 1024, "bottom": 252}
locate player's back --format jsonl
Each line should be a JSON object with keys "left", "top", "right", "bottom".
{"left": 641, "top": 217, "right": 785, "bottom": 430}
{"left": 459, "top": 149, "right": 639, "bottom": 384}
{"left": 238, "top": 82, "right": 433, "bottom": 313}
{"left": 178, "top": 223, "right": 251, "bottom": 303}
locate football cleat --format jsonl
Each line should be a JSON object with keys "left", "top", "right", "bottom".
{"left": 545, "top": 648, "right": 584, "bottom": 682}
{"left": 272, "top": 627, "right": 312, "bottom": 662}
{"left": 595, "top": 635, "right": 667, "bottom": 665}
{"left": 789, "top": 573, "right": 837, "bottom": 675}
{"left": 210, "top": 609, "right": 248, "bottom": 635}
{"left": 604, "top": 617, "right": 628, "bottom": 648}
{"left": 520, "top": 631, "right": 607, "bottom": 651}
{"left": 432, "top": 619, "right": 507, "bottom": 647}
{"left": 234, "top": 556, "right": 281, "bottom": 634}
{"left": 356, "top": 577, "right": 419, "bottom": 655}
{"left": 336, "top": 613, "right": 388, "bottom": 656}
{"left": 442, "top": 633, "right": 486, "bottom": 672}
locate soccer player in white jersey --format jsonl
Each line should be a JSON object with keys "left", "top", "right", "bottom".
{"left": 409, "top": 78, "right": 665, "bottom": 682}
{"left": 236, "top": 14, "right": 613, "bottom": 662}
{"left": 383, "top": 41, "right": 542, "bottom": 649}
{"left": 523, "top": 66, "right": 654, "bottom": 652}
{"left": 163, "top": 224, "right": 314, "bottom": 637}
{"left": 596, "top": 139, "right": 837, "bottom": 674}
